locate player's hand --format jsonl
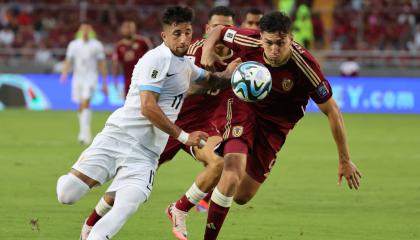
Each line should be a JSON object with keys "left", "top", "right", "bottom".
{"left": 186, "top": 131, "right": 209, "bottom": 148}
{"left": 59, "top": 74, "right": 67, "bottom": 84}
{"left": 223, "top": 57, "right": 242, "bottom": 77}
{"left": 337, "top": 160, "right": 362, "bottom": 190}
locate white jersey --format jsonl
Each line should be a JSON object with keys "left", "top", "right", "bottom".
{"left": 106, "top": 43, "right": 205, "bottom": 160}
{"left": 65, "top": 38, "right": 105, "bottom": 83}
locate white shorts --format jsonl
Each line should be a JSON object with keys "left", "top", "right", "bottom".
{"left": 72, "top": 81, "right": 96, "bottom": 103}
{"left": 72, "top": 125, "right": 158, "bottom": 198}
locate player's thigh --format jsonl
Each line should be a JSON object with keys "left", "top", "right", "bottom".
{"left": 80, "top": 83, "right": 95, "bottom": 105}
{"left": 234, "top": 173, "right": 261, "bottom": 205}
{"left": 107, "top": 161, "right": 157, "bottom": 201}
{"left": 158, "top": 137, "right": 182, "bottom": 166}
{"left": 72, "top": 131, "right": 130, "bottom": 187}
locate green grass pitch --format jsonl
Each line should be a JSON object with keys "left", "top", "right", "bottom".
{"left": 0, "top": 110, "right": 419, "bottom": 239}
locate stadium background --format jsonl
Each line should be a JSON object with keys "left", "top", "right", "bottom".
{"left": 0, "top": 0, "right": 419, "bottom": 239}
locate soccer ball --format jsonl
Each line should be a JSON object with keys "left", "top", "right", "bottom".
{"left": 231, "top": 61, "right": 272, "bottom": 102}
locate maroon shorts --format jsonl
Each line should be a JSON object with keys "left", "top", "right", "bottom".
{"left": 246, "top": 121, "right": 294, "bottom": 183}
{"left": 212, "top": 91, "right": 255, "bottom": 150}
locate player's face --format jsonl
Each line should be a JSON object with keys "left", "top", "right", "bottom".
{"left": 121, "top": 22, "right": 136, "bottom": 38}
{"left": 205, "top": 15, "right": 234, "bottom": 34}
{"left": 162, "top": 22, "right": 193, "bottom": 57}
{"left": 260, "top": 31, "right": 292, "bottom": 64}
{"left": 241, "top": 13, "right": 262, "bottom": 30}
{"left": 79, "top": 24, "right": 92, "bottom": 41}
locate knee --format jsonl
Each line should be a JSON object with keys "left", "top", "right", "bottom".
{"left": 233, "top": 195, "right": 252, "bottom": 205}
{"left": 56, "top": 174, "right": 89, "bottom": 205}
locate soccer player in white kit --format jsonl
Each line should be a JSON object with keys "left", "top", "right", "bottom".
{"left": 60, "top": 23, "right": 108, "bottom": 145}
{"left": 56, "top": 6, "right": 240, "bottom": 240}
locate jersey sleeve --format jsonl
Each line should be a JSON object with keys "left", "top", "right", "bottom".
{"left": 133, "top": 50, "right": 170, "bottom": 94}
{"left": 189, "top": 60, "right": 206, "bottom": 83}
{"left": 219, "top": 26, "right": 261, "bottom": 52}
{"left": 291, "top": 42, "right": 332, "bottom": 104}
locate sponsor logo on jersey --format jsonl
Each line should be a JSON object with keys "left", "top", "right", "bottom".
{"left": 232, "top": 126, "right": 243, "bottom": 137}
{"left": 223, "top": 29, "right": 237, "bottom": 43}
{"left": 281, "top": 78, "right": 294, "bottom": 92}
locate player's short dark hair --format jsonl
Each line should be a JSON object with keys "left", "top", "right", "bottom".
{"left": 245, "top": 8, "right": 263, "bottom": 16}
{"left": 208, "top": 6, "right": 235, "bottom": 20}
{"left": 259, "top": 11, "right": 292, "bottom": 34}
{"left": 162, "top": 6, "right": 194, "bottom": 26}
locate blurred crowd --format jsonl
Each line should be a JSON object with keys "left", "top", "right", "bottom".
{"left": 332, "top": 0, "right": 420, "bottom": 51}
{"left": 1, "top": 0, "right": 420, "bottom": 64}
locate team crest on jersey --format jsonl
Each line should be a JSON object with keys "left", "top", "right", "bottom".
{"left": 151, "top": 69, "right": 159, "bottom": 79}
{"left": 232, "top": 126, "right": 243, "bottom": 137}
{"left": 281, "top": 78, "right": 294, "bottom": 92}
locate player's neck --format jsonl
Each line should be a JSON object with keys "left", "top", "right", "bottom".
{"left": 263, "top": 48, "right": 291, "bottom": 67}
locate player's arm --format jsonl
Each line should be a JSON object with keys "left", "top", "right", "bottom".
{"left": 140, "top": 90, "right": 208, "bottom": 147}
{"left": 60, "top": 42, "right": 74, "bottom": 83}
{"left": 111, "top": 51, "right": 121, "bottom": 88}
{"left": 202, "top": 26, "right": 260, "bottom": 70}
{"left": 98, "top": 59, "right": 108, "bottom": 95}
{"left": 193, "top": 57, "right": 241, "bottom": 90}
{"left": 317, "top": 98, "right": 362, "bottom": 190}
{"left": 60, "top": 59, "right": 71, "bottom": 84}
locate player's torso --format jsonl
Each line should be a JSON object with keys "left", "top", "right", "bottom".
{"left": 72, "top": 40, "right": 100, "bottom": 79}
{"left": 241, "top": 48, "right": 312, "bottom": 123}
{"left": 117, "top": 38, "right": 148, "bottom": 78}
{"left": 176, "top": 39, "right": 237, "bottom": 129}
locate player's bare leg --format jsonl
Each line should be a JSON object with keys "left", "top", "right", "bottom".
{"left": 56, "top": 169, "right": 98, "bottom": 205}
{"left": 204, "top": 145, "right": 247, "bottom": 240}
{"left": 167, "top": 136, "right": 223, "bottom": 240}
{"left": 233, "top": 173, "right": 261, "bottom": 205}
{"left": 81, "top": 193, "right": 114, "bottom": 240}
{"left": 78, "top": 99, "right": 92, "bottom": 145}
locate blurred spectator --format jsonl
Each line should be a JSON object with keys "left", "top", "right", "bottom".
{"left": 35, "top": 40, "right": 53, "bottom": 63}
{"left": 340, "top": 57, "right": 360, "bottom": 77}
{"left": 311, "top": 11, "right": 324, "bottom": 49}
{"left": 0, "top": 25, "right": 14, "bottom": 46}
{"left": 293, "top": 4, "right": 313, "bottom": 49}
{"left": 241, "top": 8, "right": 263, "bottom": 30}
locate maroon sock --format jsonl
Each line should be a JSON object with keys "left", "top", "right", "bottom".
{"left": 204, "top": 201, "right": 230, "bottom": 240}
{"left": 85, "top": 209, "right": 102, "bottom": 226}
{"left": 202, "top": 190, "right": 213, "bottom": 203}
{"left": 175, "top": 195, "right": 195, "bottom": 212}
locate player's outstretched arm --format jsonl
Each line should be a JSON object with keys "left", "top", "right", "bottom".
{"left": 98, "top": 60, "right": 108, "bottom": 95}
{"left": 60, "top": 59, "right": 71, "bottom": 84}
{"left": 317, "top": 97, "right": 362, "bottom": 190}
{"left": 201, "top": 25, "right": 225, "bottom": 71}
{"left": 198, "top": 57, "right": 241, "bottom": 90}
{"left": 140, "top": 91, "right": 208, "bottom": 147}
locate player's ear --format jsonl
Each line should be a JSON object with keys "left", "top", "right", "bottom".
{"left": 205, "top": 24, "right": 210, "bottom": 34}
{"left": 161, "top": 31, "right": 166, "bottom": 41}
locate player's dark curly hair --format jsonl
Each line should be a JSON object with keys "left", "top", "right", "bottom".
{"left": 162, "top": 6, "right": 194, "bottom": 25}
{"left": 259, "top": 11, "right": 291, "bottom": 34}
{"left": 208, "top": 6, "right": 235, "bottom": 20}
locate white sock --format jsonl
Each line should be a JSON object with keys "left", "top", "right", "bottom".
{"left": 211, "top": 187, "right": 233, "bottom": 208}
{"left": 56, "top": 174, "right": 90, "bottom": 205}
{"left": 95, "top": 197, "right": 112, "bottom": 217}
{"left": 87, "top": 186, "right": 147, "bottom": 240}
{"left": 185, "top": 182, "right": 207, "bottom": 205}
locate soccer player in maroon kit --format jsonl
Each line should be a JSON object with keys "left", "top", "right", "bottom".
{"left": 112, "top": 21, "right": 153, "bottom": 97}
{"left": 200, "top": 11, "right": 362, "bottom": 239}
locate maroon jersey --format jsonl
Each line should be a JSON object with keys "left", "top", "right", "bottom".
{"left": 158, "top": 38, "right": 237, "bottom": 165}
{"left": 217, "top": 26, "right": 333, "bottom": 182}
{"left": 219, "top": 26, "right": 332, "bottom": 124}
{"left": 113, "top": 36, "right": 151, "bottom": 94}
